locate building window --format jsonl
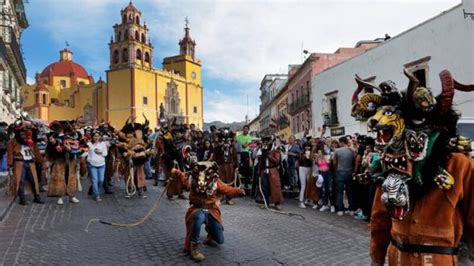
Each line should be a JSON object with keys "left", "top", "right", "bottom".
{"left": 413, "top": 69, "right": 427, "bottom": 87}
{"left": 124, "top": 30, "right": 129, "bottom": 40}
{"left": 122, "top": 48, "right": 129, "bottom": 62}
{"left": 141, "top": 33, "right": 146, "bottom": 43}
{"left": 135, "top": 30, "right": 139, "bottom": 40}
{"left": 136, "top": 49, "right": 142, "bottom": 60}
{"left": 60, "top": 80, "right": 66, "bottom": 88}
{"left": 136, "top": 15, "right": 140, "bottom": 24}
{"left": 123, "top": 14, "right": 127, "bottom": 23}
{"left": 117, "top": 31, "right": 122, "bottom": 42}
{"left": 113, "top": 50, "right": 119, "bottom": 64}
{"left": 193, "top": 106, "right": 197, "bottom": 113}
{"left": 324, "top": 92, "right": 339, "bottom": 126}
{"left": 144, "top": 52, "right": 150, "bottom": 63}
{"left": 404, "top": 56, "right": 431, "bottom": 88}
{"left": 35, "top": 94, "right": 39, "bottom": 104}
{"left": 143, "top": 96, "right": 148, "bottom": 105}
{"left": 42, "top": 94, "right": 47, "bottom": 105}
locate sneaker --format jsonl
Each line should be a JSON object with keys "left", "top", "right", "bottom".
{"left": 319, "top": 205, "right": 330, "bottom": 212}
{"left": 274, "top": 204, "right": 282, "bottom": 210}
{"left": 345, "top": 210, "right": 355, "bottom": 216}
{"left": 298, "top": 202, "right": 306, "bottom": 209}
{"left": 95, "top": 197, "right": 102, "bottom": 202}
{"left": 337, "top": 211, "right": 344, "bottom": 216}
{"left": 70, "top": 197, "right": 80, "bottom": 203}
{"left": 57, "top": 197, "right": 64, "bottom": 205}
{"left": 330, "top": 206, "right": 336, "bottom": 213}
{"left": 354, "top": 213, "right": 368, "bottom": 220}
{"left": 354, "top": 208, "right": 363, "bottom": 215}
{"left": 312, "top": 205, "right": 320, "bottom": 210}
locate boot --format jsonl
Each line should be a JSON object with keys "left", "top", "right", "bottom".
{"left": 19, "top": 196, "right": 28, "bottom": 205}
{"left": 33, "top": 194, "right": 45, "bottom": 204}
{"left": 138, "top": 188, "right": 147, "bottom": 199}
{"left": 190, "top": 242, "right": 205, "bottom": 262}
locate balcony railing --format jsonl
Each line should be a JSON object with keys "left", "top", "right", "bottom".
{"left": 0, "top": 26, "right": 27, "bottom": 83}
{"left": 288, "top": 95, "right": 311, "bottom": 114}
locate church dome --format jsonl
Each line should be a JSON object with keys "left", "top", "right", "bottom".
{"left": 40, "top": 49, "right": 91, "bottom": 81}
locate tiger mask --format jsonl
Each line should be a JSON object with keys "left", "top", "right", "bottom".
{"left": 368, "top": 106, "right": 405, "bottom": 147}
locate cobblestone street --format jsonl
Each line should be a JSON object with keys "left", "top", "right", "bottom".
{"left": 0, "top": 180, "right": 370, "bottom": 265}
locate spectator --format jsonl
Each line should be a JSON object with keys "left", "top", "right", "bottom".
{"left": 332, "top": 136, "right": 355, "bottom": 216}
{"left": 287, "top": 135, "right": 300, "bottom": 192}
{"left": 318, "top": 149, "right": 334, "bottom": 212}
{"left": 236, "top": 125, "right": 252, "bottom": 187}
{"left": 298, "top": 143, "right": 312, "bottom": 208}
{"left": 87, "top": 131, "right": 108, "bottom": 202}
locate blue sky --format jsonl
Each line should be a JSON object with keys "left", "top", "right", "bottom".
{"left": 21, "top": 0, "right": 459, "bottom": 123}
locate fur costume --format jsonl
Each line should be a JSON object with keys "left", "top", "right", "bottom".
{"left": 46, "top": 120, "right": 83, "bottom": 198}
{"left": 6, "top": 118, "right": 44, "bottom": 204}
{"left": 352, "top": 69, "right": 474, "bottom": 265}
{"left": 182, "top": 161, "right": 244, "bottom": 256}
{"left": 116, "top": 116, "right": 154, "bottom": 195}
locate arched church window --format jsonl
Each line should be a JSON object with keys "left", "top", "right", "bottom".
{"left": 113, "top": 50, "right": 119, "bottom": 64}
{"left": 141, "top": 33, "right": 146, "bottom": 43}
{"left": 123, "top": 14, "right": 127, "bottom": 23}
{"left": 117, "top": 31, "right": 122, "bottom": 42}
{"left": 171, "top": 99, "right": 177, "bottom": 114}
{"left": 122, "top": 48, "right": 129, "bottom": 62}
{"left": 124, "top": 30, "right": 129, "bottom": 40}
{"left": 136, "top": 49, "right": 142, "bottom": 60}
{"left": 136, "top": 15, "right": 140, "bottom": 24}
{"left": 144, "top": 52, "right": 150, "bottom": 63}
{"left": 135, "top": 31, "right": 139, "bottom": 40}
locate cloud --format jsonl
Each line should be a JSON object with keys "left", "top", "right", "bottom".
{"left": 24, "top": 0, "right": 460, "bottom": 123}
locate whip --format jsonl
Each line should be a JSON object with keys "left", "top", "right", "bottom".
{"left": 84, "top": 181, "right": 170, "bottom": 232}
{"left": 257, "top": 171, "right": 305, "bottom": 220}
{"left": 125, "top": 159, "right": 137, "bottom": 197}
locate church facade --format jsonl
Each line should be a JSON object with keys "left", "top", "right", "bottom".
{"left": 22, "top": 2, "right": 203, "bottom": 129}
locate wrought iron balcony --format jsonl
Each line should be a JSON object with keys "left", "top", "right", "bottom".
{"left": 288, "top": 95, "right": 311, "bottom": 115}
{"left": 0, "top": 26, "right": 27, "bottom": 84}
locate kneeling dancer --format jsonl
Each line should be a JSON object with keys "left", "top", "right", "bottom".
{"left": 183, "top": 161, "right": 245, "bottom": 262}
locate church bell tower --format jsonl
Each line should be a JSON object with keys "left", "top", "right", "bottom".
{"left": 109, "top": 1, "right": 153, "bottom": 70}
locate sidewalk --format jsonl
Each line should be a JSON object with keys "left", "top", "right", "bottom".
{"left": 0, "top": 171, "right": 13, "bottom": 222}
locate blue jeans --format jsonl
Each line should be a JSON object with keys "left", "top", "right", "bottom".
{"left": 88, "top": 164, "right": 105, "bottom": 197}
{"left": 144, "top": 157, "right": 152, "bottom": 179}
{"left": 287, "top": 157, "right": 298, "bottom": 187}
{"left": 18, "top": 162, "right": 37, "bottom": 197}
{"left": 336, "top": 170, "right": 355, "bottom": 212}
{"left": 320, "top": 171, "right": 335, "bottom": 206}
{"left": 191, "top": 210, "right": 224, "bottom": 244}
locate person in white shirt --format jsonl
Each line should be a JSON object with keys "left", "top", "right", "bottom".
{"left": 87, "top": 131, "right": 108, "bottom": 202}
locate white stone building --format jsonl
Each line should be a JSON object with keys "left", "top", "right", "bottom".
{"left": 258, "top": 74, "right": 288, "bottom": 136}
{"left": 0, "top": 0, "right": 28, "bottom": 123}
{"left": 312, "top": 3, "right": 474, "bottom": 138}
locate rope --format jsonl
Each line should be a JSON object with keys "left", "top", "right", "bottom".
{"left": 84, "top": 181, "right": 169, "bottom": 232}
{"left": 257, "top": 173, "right": 305, "bottom": 220}
{"left": 221, "top": 168, "right": 241, "bottom": 187}
{"left": 125, "top": 159, "right": 137, "bottom": 197}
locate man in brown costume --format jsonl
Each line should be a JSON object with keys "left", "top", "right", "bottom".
{"left": 257, "top": 136, "right": 284, "bottom": 210}
{"left": 181, "top": 161, "right": 245, "bottom": 262}
{"left": 212, "top": 128, "right": 239, "bottom": 205}
{"left": 7, "top": 120, "right": 45, "bottom": 205}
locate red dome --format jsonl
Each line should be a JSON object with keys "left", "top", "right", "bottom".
{"left": 40, "top": 61, "right": 90, "bottom": 80}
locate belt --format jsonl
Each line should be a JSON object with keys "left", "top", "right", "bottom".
{"left": 391, "top": 239, "right": 458, "bottom": 255}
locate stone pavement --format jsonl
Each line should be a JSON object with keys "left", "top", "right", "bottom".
{"left": 0, "top": 180, "right": 371, "bottom": 265}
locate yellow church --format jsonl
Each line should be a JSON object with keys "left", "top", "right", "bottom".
{"left": 21, "top": 2, "right": 203, "bottom": 129}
